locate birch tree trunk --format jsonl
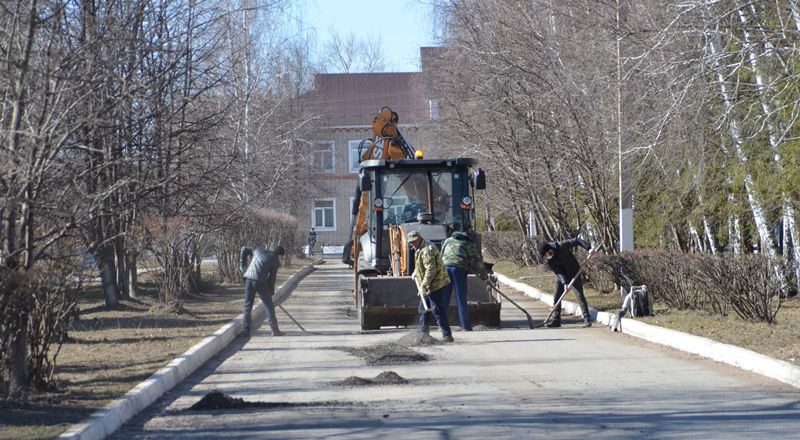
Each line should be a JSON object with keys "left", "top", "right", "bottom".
{"left": 737, "top": 4, "right": 800, "bottom": 282}
{"left": 704, "top": 9, "right": 775, "bottom": 259}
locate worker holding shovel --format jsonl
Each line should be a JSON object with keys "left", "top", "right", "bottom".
{"left": 408, "top": 230, "right": 454, "bottom": 343}
{"left": 538, "top": 236, "right": 594, "bottom": 328}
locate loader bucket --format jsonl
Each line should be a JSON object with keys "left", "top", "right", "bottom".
{"left": 358, "top": 275, "right": 501, "bottom": 330}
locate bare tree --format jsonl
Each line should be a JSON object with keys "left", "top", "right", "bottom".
{"left": 318, "top": 30, "right": 386, "bottom": 73}
{"left": 0, "top": 0, "right": 318, "bottom": 399}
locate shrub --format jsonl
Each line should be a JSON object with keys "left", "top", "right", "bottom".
{"left": 141, "top": 216, "right": 196, "bottom": 310}
{"left": 210, "top": 207, "right": 298, "bottom": 284}
{"left": 702, "top": 254, "right": 787, "bottom": 323}
{"left": 1, "top": 259, "right": 82, "bottom": 397}
{"left": 582, "top": 254, "right": 619, "bottom": 294}
{"left": 588, "top": 250, "right": 789, "bottom": 323}
{"left": 481, "top": 231, "right": 539, "bottom": 266}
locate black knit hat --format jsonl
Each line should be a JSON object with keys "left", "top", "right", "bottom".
{"left": 274, "top": 245, "right": 286, "bottom": 256}
{"left": 537, "top": 242, "right": 553, "bottom": 257}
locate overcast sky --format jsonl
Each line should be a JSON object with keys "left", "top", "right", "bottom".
{"left": 301, "top": 0, "right": 436, "bottom": 72}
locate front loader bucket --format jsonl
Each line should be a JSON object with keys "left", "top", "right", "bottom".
{"left": 358, "top": 275, "right": 501, "bottom": 330}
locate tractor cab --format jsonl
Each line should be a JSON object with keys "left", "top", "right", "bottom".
{"left": 355, "top": 158, "right": 485, "bottom": 275}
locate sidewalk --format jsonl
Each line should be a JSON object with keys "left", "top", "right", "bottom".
{"left": 495, "top": 272, "right": 800, "bottom": 390}
{"left": 58, "top": 261, "right": 320, "bottom": 440}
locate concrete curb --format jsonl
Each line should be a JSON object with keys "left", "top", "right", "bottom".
{"left": 495, "top": 273, "right": 800, "bottom": 390}
{"left": 58, "top": 263, "right": 317, "bottom": 440}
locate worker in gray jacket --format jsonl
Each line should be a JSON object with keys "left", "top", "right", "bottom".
{"left": 239, "top": 245, "right": 285, "bottom": 337}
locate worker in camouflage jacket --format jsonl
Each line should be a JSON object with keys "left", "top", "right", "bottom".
{"left": 408, "top": 230, "right": 453, "bottom": 342}
{"left": 441, "top": 231, "right": 489, "bottom": 331}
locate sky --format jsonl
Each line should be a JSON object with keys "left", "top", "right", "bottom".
{"left": 301, "top": 0, "right": 436, "bottom": 72}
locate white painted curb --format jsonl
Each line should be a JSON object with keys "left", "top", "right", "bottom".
{"left": 495, "top": 273, "right": 800, "bottom": 390}
{"left": 58, "top": 263, "right": 317, "bottom": 440}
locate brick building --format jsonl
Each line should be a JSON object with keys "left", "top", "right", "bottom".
{"left": 299, "top": 69, "right": 439, "bottom": 252}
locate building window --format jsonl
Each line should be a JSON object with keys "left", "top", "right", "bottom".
{"left": 312, "top": 199, "right": 336, "bottom": 230}
{"left": 312, "top": 141, "right": 334, "bottom": 173}
{"left": 349, "top": 139, "right": 370, "bottom": 173}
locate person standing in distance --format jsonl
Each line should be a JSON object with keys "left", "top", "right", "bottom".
{"left": 538, "top": 236, "right": 593, "bottom": 328}
{"left": 441, "top": 231, "right": 489, "bottom": 331}
{"left": 408, "top": 230, "right": 454, "bottom": 342}
{"left": 239, "top": 244, "right": 285, "bottom": 337}
{"left": 307, "top": 228, "right": 317, "bottom": 257}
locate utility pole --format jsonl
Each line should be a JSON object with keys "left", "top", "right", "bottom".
{"left": 617, "top": 0, "right": 633, "bottom": 251}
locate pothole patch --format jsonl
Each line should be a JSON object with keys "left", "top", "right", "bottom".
{"left": 332, "top": 370, "right": 409, "bottom": 387}
{"left": 187, "top": 390, "right": 359, "bottom": 411}
{"left": 338, "top": 342, "right": 429, "bottom": 365}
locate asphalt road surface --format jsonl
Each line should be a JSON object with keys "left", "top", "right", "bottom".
{"left": 111, "top": 261, "right": 800, "bottom": 439}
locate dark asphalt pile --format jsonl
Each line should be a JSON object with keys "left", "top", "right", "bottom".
{"left": 333, "top": 371, "right": 409, "bottom": 387}
{"left": 188, "top": 390, "right": 260, "bottom": 410}
{"left": 188, "top": 390, "right": 362, "bottom": 411}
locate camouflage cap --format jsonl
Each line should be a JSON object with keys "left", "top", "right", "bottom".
{"left": 406, "top": 230, "right": 421, "bottom": 241}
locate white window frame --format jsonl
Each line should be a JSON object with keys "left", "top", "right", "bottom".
{"left": 312, "top": 198, "right": 336, "bottom": 231}
{"left": 349, "top": 139, "right": 367, "bottom": 173}
{"left": 311, "top": 141, "right": 335, "bottom": 173}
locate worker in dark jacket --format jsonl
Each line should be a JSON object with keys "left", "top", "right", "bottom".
{"left": 441, "top": 231, "right": 489, "bottom": 331}
{"left": 239, "top": 245, "right": 285, "bottom": 337}
{"left": 538, "top": 237, "right": 593, "bottom": 327}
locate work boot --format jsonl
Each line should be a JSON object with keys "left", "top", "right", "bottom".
{"left": 442, "top": 335, "right": 454, "bottom": 343}
{"left": 545, "top": 321, "right": 561, "bottom": 328}
{"left": 271, "top": 329, "right": 285, "bottom": 337}
{"left": 582, "top": 321, "right": 593, "bottom": 328}
{"left": 239, "top": 327, "right": 251, "bottom": 338}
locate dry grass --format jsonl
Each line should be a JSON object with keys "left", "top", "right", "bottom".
{"left": 492, "top": 259, "right": 800, "bottom": 365}
{"left": 0, "top": 259, "right": 310, "bottom": 440}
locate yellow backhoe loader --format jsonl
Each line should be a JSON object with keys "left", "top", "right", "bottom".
{"left": 342, "top": 107, "right": 501, "bottom": 330}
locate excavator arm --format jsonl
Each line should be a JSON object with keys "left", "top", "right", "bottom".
{"left": 343, "top": 107, "right": 416, "bottom": 268}
{"left": 364, "top": 106, "right": 417, "bottom": 161}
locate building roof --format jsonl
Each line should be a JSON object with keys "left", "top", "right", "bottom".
{"left": 305, "top": 72, "right": 430, "bottom": 127}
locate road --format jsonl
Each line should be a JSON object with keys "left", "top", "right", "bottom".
{"left": 112, "top": 261, "right": 800, "bottom": 439}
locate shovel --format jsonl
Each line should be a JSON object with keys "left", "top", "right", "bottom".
{"left": 486, "top": 279, "right": 534, "bottom": 329}
{"left": 542, "top": 246, "right": 599, "bottom": 327}
{"left": 412, "top": 274, "right": 430, "bottom": 311}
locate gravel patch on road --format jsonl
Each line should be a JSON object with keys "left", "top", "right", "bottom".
{"left": 396, "top": 330, "right": 445, "bottom": 347}
{"left": 331, "top": 371, "right": 409, "bottom": 387}
{"left": 339, "top": 343, "right": 429, "bottom": 365}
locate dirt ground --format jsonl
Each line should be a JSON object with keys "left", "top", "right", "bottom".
{"left": 0, "top": 260, "right": 308, "bottom": 440}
